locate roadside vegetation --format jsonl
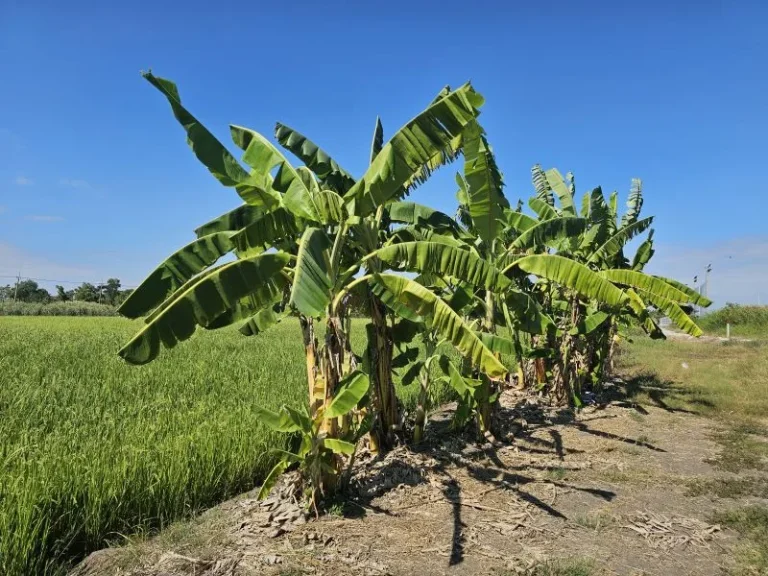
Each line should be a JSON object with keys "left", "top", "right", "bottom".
{"left": 697, "top": 303, "right": 768, "bottom": 338}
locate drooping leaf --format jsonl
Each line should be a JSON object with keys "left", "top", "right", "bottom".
{"left": 344, "top": 83, "right": 483, "bottom": 216}
{"left": 239, "top": 306, "right": 288, "bottom": 336}
{"left": 323, "top": 438, "right": 356, "bottom": 455}
{"left": 274, "top": 122, "right": 356, "bottom": 194}
{"left": 545, "top": 168, "right": 576, "bottom": 216}
{"left": 289, "top": 227, "right": 333, "bottom": 318}
{"left": 637, "top": 289, "right": 702, "bottom": 337}
{"left": 632, "top": 230, "right": 655, "bottom": 271}
{"left": 588, "top": 187, "right": 610, "bottom": 224}
{"left": 118, "top": 232, "right": 236, "bottom": 319}
{"left": 600, "top": 269, "right": 690, "bottom": 303}
{"left": 510, "top": 254, "right": 628, "bottom": 307}
{"left": 569, "top": 311, "right": 610, "bottom": 335}
{"left": 254, "top": 405, "right": 303, "bottom": 433}
{"left": 587, "top": 216, "right": 654, "bottom": 264}
{"left": 475, "top": 331, "right": 515, "bottom": 355}
{"left": 118, "top": 252, "right": 290, "bottom": 365}
{"left": 509, "top": 217, "right": 587, "bottom": 252}
{"left": 368, "top": 242, "right": 511, "bottom": 292}
{"left": 528, "top": 197, "right": 559, "bottom": 221}
{"left": 504, "top": 210, "right": 539, "bottom": 233}
{"left": 652, "top": 275, "right": 712, "bottom": 307}
{"left": 463, "top": 121, "right": 508, "bottom": 244}
{"left": 143, "top": 72, "right": 279, "bottom": 208}
{"left": 194, "top": 204, "right": 265, "bottom": 238}
{"left": 371, "top": 274, "right": 507, "bottom": 378}
{"left": 232, "top": 207, "right": 300, "bottom": 257}
{"left": 257, "top": 460, "right": 290, "bottom": 500}
{"left": 505, "top": 289, "right": 556, "bottom": 335}
{"left": 388, "top": 201, "right": 459, "bottom": 232}
{"left": 325, "top": 371, "right": 370, "bottom": 418}
{"left": 207, "top": 275, "right": 288, "bottom": 329}
{"left": 230, "top": 125, "right": 320, "bottom": 221}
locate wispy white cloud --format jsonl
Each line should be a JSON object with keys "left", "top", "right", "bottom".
{"left": 645, "top": 236, "right": 768, "bottom": 307}
{"left": 59, "top": 178, "right": 91, "bottom": 190}
{"left": 26, "top": 215, "right": 64, "bottom": 222}
{"left": 14, "top": 175, "right": 33, "bottom": 186}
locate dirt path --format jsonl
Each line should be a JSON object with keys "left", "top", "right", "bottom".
{"left": 72, "top": 380, "right": 750, "bottom": 576}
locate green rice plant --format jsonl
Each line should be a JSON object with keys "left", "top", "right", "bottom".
{"left": 0, "top": 317, "right": 453, "bottom": 575}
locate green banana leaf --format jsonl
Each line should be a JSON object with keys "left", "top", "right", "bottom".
{"left": 230, "top": 125, "right": 320, "bottom": 222}
{"left": 118, "top": 232, "right": 237, "bottom": 319}
{"left": 289, "top": 227, "right": 333, "bottom": 318}
{"left": 274, "top": 123, "right": 356, "bottom": 194}
{"left": 388, "top": 201, "right": 459, "bottom": 232}
{"left": 504, "top": 210, "right": 539, "bottom": 233}
{"left": 545, "top": 168, "right": 576, "bottom": 216}
{"left": 232, "top": 207, "right": 300, "bottom": 257}
{"left": 463, "top": 121, "right": 508, "bottom": 244}
{"left": 652, "top": 275, "right": 712, "bottom": 307}
{"left": 587, "top": 216, "right": 654, "bottom": 264}
{"left": 194, "top": 204, "right": 265, "bottom": 238}
{"left": 475, "top": 331, "right": 515, "bottom": 355}
{"left": 637, "top": 289, "right": 703, "bottom": 337}
{"left": 632, "top": 230, "right": 655, "bottom": 271}
{"left": 119, "top": 252, "right": 290, "bottom": 364}
{"left": 344, "top": 83, "right": 483, "bottom": 216}
{"left": 569, "top": 311, "right": 610, "bottom": 335}
{"left": 372, "top": 274, "right": 507, "bottom": 378}
{"left": 239, "top": 306, "right": 288, "bottom": 336}
{"left": 258, "top": 460, "right": 291, "bottom": 500}
{"left": 325, "top": 371, "right": 370, "bottom": 418}
{"left": 580, "top": 191, "right": 590, "bottom": 218}
{"left": 369, "top": 241, "right": 511, "bottom": 292}
{"left": 143, "top": 72, "right": 280, "bottom": 208}
{"left": 531, "top": 164, "right": 554, "bottom": 206}
{"left": 624, "top": 288, "right": 664, "bottom": 339}
{"left": 314, "top": 190, "right": 348, "bottom": 224}
{"left": 370, "top": 116, "right": 384, "bottom": 163}
{"left": 323, "top": 439, "right": 356, "bottom": 455}
{"left": 528, "top": 197, "right": 559, "bottom": 221}
{"left": 505, "top": 289, "right": 556, "bottom": 335}
{"left": 600, "top": 269, "right": 690, "bottom": 303}
{"left": 511, "top": 254, "right": 627, "bottom": 307}
{"left": 621, "top": 178, "right": 644, "bottom": 227}
{"left": 509, "top": 217, "right": 587, "bottom": 252}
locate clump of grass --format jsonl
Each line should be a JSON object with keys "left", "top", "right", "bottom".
{"left": 530, "top": 558, "right": 597, "bottom": 575}
{"left": 707, "top": 429, "right": 768, "bottom": 473}
{"left": 571, "top": 512, "right": 616, "bottom": 531}
{"left": 711, "top": 505, "right": 768, "bottom": 574}
{"left": 546, "top": 467, "right": 568, "bottom": 481}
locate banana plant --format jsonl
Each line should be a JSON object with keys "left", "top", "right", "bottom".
{"left": 255, "top": 370, "right": 371, "bottom": 510}
{"left": 120, "top": 71, "right": 511, "bottom": 498}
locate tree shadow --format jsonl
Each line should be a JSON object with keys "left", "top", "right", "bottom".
{"left": 603, "top": 371, "right": 714, "bottom": 414}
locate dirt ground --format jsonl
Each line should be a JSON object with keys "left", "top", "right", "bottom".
{"left": 72, "top": 376, "right": 753, "bottom": 576}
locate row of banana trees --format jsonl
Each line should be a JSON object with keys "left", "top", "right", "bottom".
{"left": 118, "top": 73, "right": 711, "bottom": 507}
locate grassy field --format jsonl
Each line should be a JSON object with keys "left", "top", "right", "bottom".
{"left": 617, "top": 335, "right": 768, "bottom": 574}
{"left": 0, "top": 317, "right": 452, "bottom": 575}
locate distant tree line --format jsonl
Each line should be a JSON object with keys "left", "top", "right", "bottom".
{"left": 0, "top": 278, "right": 133, "bottom": 306}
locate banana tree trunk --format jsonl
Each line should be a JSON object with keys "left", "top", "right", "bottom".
{"left": 477, "top": 291, "right": 498, "bottom": 440}
{"left": 368, "top": 295, "right": 398, "bottom": 453}
{"left": 300, "top": 316, "right": 323, "bottom": 416}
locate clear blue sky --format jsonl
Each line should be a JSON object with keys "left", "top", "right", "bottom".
{"left": 1, "top": 0, "right": 766, "bottom": 305}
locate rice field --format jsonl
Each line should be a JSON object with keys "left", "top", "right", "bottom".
{"left": 0, "top": 317, "right": 451, "bottom": 575}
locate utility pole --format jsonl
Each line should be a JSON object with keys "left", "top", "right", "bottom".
{"left": 13, "top": 271, "right": 20, "bottom": 302}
